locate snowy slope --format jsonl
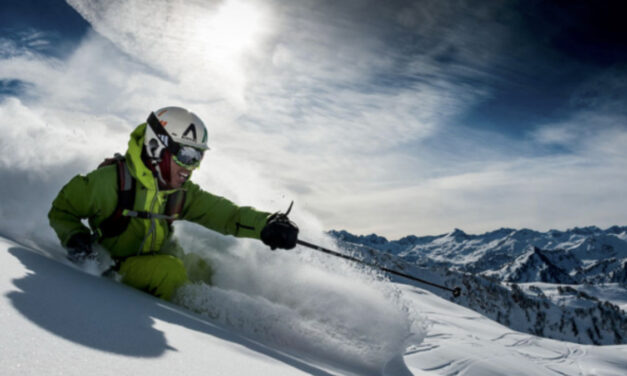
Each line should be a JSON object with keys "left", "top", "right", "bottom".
{"left": 3, "top": 235, "right": 627, "bottom": 376}
{"left": 0, "top": 236, "right": 330, "bottom": 376}
{"left": 402, "top": 285, "right": 627, "bottom": 376}
{"left": 1, "top": 232, "right": 424, "bottom": 376}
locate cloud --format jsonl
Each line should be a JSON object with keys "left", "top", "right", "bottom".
{"left": 66, "top": 0, "right": 278, "bottom": 107}
{"left": 0, "top": 25, "right": 323, "bottom": 244}
{"left": 533, "top": 67, "right": 627, "bottom": 151}
{"left": 0, "top": 32, "right": 135, "bottom": 244}
{"left": 316, "top": 148, "right": 627, "bottom": 237}
{"left": 568, "top": 65, "right": 627, "bottom": 116}
{"left": 1, "top": 0, "right": 626, "bottom": 242}
{"left": 0, "top": 29, "right": 57, "bottom": 58}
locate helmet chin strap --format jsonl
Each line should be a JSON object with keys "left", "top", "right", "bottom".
{"left": 145, "top": 148, "right": 169, "bottom": 188}
{"left": 141, "top": 143, "right": 169, "bottom": 188}
{"left": 152, "top": 160, "right": 168, "bottom": 187}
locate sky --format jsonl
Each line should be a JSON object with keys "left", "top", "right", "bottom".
{"left": 0, "top": 0, "right": 626, "bottom": 240}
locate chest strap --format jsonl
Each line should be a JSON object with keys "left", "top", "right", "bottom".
{"left": 97, "top": 153, "right": 187, "bottom": 239}
{"left": 122, "top": 209, "right": 177, "bottom": 220}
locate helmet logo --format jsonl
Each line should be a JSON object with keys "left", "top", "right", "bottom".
{"left": 158, "top": 134, "right": 169, "bottom": 147}
{"left": 182, "top": 123, "right": 197, "bottom": 141}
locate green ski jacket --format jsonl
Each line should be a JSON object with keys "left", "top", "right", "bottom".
{"left": 48, "top": 123, "right": 270, "bottom": 260}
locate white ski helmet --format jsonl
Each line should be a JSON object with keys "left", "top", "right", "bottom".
{"left": 144, "top": 106, "right": 209, "bottom": 168}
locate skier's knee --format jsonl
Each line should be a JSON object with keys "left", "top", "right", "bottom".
{"left": 119, "top": 254, "right": 189, "bottom": 301}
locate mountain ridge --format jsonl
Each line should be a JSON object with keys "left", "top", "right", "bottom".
{"left": 329, "top": 226, "right": 627, "bottom": 345}
{"left": 329, "top": 226, "right": 627, "bottom": 284}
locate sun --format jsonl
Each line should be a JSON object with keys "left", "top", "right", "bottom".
{"left": 183, "top": 0, "right": 274, "bottom": 105}
{"left": 200, "top": 0, "right": 270, "bottom": 60}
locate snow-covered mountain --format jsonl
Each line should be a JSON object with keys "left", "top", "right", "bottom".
{"left": 3, "top": 235, "right": 627, "bottom": 376}
{"left": 330, "top": 226, "right": 627, "bottom": 284}
{"left": 329, "top": 227, "right": 627, "bottom": 346}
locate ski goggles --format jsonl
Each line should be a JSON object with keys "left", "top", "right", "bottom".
{"left": 147, "top": 112, "right": 205, "bottom": 169}
{"left": 172, "top": 145, "right": 204, "bottom": 169}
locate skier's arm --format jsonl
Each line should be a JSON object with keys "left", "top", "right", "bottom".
{"left": 181, "top": 182, "right": 270, "bottom": 239}
{"left": 48, "top": 167, "right": 118, "bottom": 246}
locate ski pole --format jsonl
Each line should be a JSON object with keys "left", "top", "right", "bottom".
{"left": 297, "top": 239, "right": 461, "bottom": 298}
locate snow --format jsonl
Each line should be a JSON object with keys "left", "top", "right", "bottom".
{"left": 521, "top": 282, "right": 627, "bottom": 312}
{"left": 2, "top": 235, "right": 627, "bottom": 375}
{"left": 402, "top": 286, "right": 627, "bottom": 376}
{"left": 1, "top": 237, "right": 321, "bottom": 376}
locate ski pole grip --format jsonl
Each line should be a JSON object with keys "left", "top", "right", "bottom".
{"left": 452, "top": 286, "right": 462, "bottom": 298}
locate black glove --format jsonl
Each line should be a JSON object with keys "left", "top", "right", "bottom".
{"left": 66, "top": 233, "right": 94, "bottom": 263}
{"left": 261, "top": 212, "right": 299, "bottom": 250}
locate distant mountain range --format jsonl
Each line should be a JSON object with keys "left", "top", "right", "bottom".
{"left": 329, "top": 226, "right": 627, "bottom": 285}
{"left": 329, "top": 226, "right": 627, "bottom": 345}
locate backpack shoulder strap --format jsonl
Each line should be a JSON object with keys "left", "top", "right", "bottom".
{"left": 98, "top": 154, "right": 136, "bottom": 238}
{"left": 164, "top": 189, "right": 187, "bottom": 225}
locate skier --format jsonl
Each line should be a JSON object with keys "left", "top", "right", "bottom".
{"left": 48, "top": 106, "right": 298, "bottom": 300}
